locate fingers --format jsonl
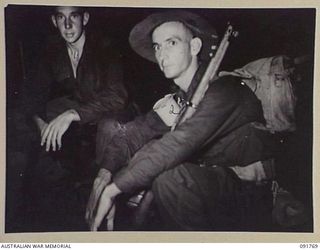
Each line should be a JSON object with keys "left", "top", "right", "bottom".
{"left": 85, "top": 201, "right": 91, "bottom": 222}
{"left": 41, "top": 122, "right": 54, "bottom": 151}
{"left": 43, "top": 124, "right": 59, "bottom": 152}
{"left": 41, "top": 111, "right": 73, "bottom": 150}
{"left": 86, "top": 170, "right": 112, "bottom": 223}
{"left": 85, "top": 189, "right": 98, "bottom": 223}
{"left": 90, "top": 198, "right": 115, "bottom": 231}
{"left": 41, "top": 124, "right": 50, "bottom": 146}
{"left": 57, "top": 130, "right": 63, "bottom": 150}
{"left": 52, "top": 129, "right": 58, "bottom": 151}
{"left": 86, "top": 183, "right": 98, "bottom": 222}
{"left": 89, "top": 201, "right": 108, "bottom": 231}
{"left": 85, "top": 178, "right": 107, "bottom": 223}
{"left": 37, "top": 119, "right": 48, "bottom": 133}
{"left": 45, "top": 126, "right": 55, "bottom": 151}
{"left": 50, "top": 127, "right": 61, "bottom": 152}
{"left": 88, "top": 182, "right": 120, "bottom": 231}
{"left": 106, "top": 204, "right": 115, "bottom": 231}
{"left": 40, "top": 120, "right": 69, "bottom": 152}
{"left": 107, "top": 218, "right": 114, "bottom": 231}
{"left": 89, "top": 185, "right": 115, "bottom": 231}
{"left": 40, "top": 124, "right": 48, "bottom": 138}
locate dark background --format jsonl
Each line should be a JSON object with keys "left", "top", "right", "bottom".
{"left": 6, "top": 6, "right": 315, "bottom": 110}
{"left": 5, "top": 5, "right": 315, "bottom": 232}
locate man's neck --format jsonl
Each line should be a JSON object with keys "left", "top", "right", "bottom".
{"left": 173, "top": 59, "right": 199, "bottom": 93}
{"left": 66, "top": 30, "right": 86, "bottom": 53}
{"left": 66, "top": 31, "right": 86, "bottom": 78}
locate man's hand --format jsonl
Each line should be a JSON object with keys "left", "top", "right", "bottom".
{"left": 85, "top": 168, "right": 112, "bottom": 224}
{"left": 40, "top": 109, "right": 80, "bottom": 152}
{"left": 88, "top": 182, "right": 121, "bottom": 231}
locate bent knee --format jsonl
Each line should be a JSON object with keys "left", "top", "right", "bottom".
{"left": 97, "top": 118, "right": 123, "bottom": 138}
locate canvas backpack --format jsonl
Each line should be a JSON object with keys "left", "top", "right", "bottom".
{"left": 220, "top": 55, "right": 297, "bottom": 133}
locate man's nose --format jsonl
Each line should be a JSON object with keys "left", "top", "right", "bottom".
{"left": 64, "top": 17, "right": 72, "bottom": 29}
{"left": 157, "top": 47, "right": 168, "bottom": 61}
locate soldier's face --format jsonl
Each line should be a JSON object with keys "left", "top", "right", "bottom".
{"left": 52, "top": 6, "right": 89, "bottom": 44}
{"left": 152, "top": 22, "right": 194, "bottom": 80}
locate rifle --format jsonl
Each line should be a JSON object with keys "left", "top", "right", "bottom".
{"left": 126, "top": 24, "right": 238, "bottom": 211}
{"left": 172, "top": 24, "right": 238, "bottom": 130}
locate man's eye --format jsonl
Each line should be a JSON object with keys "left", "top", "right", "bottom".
{"left": 71, "top": 13, "right": 81, "bottom": 20}
{"left": 168, "top": 40, "right": 177, "bottom": 46}
{"left": 56, "top": 14, "right": 64, "bottom": 20}
{"left": 153, "top": 44, "right": 160, "bottom": 51}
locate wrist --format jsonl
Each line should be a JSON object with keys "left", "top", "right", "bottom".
{"left": 67, "top": 109, "right": 81, "bottom": 122}
{"left": 104, "top": 183, "right": 122, "bottom": 199}
{"left": 99, "top": 168, "right": 112, "bottom": 176}
{"left": 33, "top": 115, "right": 47, "bottom": 130}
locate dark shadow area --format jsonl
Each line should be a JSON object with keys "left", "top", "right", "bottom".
{"left": 5, "top": 5, "right": 315, "bottom": 232}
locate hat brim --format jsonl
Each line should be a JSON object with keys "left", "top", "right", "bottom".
{"left": 129, "top": 10, "right": 218, "bottom": 63}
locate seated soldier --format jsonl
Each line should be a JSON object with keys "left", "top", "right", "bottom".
{"left": 23, "top": 6, "right": 131, "bottom": 230}
{"left": 27, "top": 6, "right": 129, "bottom": 184}
{"left": 86, "top": 10, "right": 274, "bottom": 231}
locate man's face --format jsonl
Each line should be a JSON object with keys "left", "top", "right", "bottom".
{"left": 51, "top": 6, "right": 89, "bottom": 44}
{"left": 152, "top": 22, "right": 194, "bottom": 80}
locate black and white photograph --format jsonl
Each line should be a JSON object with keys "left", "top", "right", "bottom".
{"left": 5, "top": 3, "right": 315, "bottom": 236}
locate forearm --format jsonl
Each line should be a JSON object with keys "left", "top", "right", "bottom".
{"left": 113, "top": 82, "right": 242, "bottom": 193}
{"left": 75, "top": 99, "right": 126, "bottom": 124}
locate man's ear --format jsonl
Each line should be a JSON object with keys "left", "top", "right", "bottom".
{"left": 51, "top": 15, "right": 58, "bottom": 28}
{"left": 83, "top": 12, "right": 90, "bottom": 26}
{"left": 190, "top": 37, "right": 202, "bottom": 56}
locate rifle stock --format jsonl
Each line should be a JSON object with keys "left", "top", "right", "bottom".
{"left": 172, "top": 24, "right": 238, "bottom": 130}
